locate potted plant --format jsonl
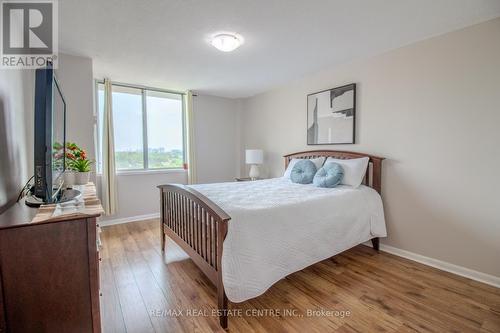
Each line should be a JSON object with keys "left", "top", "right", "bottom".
{"left": 65, "top": 143, "right": 93, "bottom": 185}
{"left": 70, "top": 158, "right": 92, "bottom": 185}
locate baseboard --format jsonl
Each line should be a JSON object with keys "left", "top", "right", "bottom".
{"left": 99, "top": 213, "right": 160, "bottom": 226}
{"left": 364, "top": 241, "right": 500, "bottom": 288}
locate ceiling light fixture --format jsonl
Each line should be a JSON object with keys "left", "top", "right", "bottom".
{"left": 210, "top": 33, "right": 243, "bottom": 52}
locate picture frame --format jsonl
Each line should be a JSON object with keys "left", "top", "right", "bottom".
{"left": 307, "top": 83, "right": 356, "bottom": 145}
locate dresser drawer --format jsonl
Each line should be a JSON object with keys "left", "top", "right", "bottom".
{"left": 0, "top": 219, "right": 95, "bottom": 332}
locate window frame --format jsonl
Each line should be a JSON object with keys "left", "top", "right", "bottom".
{"left": 94, "top": 80, "right": 187, "bottom": 174}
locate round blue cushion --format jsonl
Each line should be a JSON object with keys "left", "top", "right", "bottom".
{"left": 290, "top": 159, "right": 317, "bottom": 184}
{"left": 313, "top": 162, "right": 344, "bottom": 188}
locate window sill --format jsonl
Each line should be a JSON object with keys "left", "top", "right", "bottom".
{"left": 96, "top": 169, "right": 187, "bottom": 177}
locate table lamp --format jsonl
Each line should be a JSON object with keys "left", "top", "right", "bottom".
{"left": 245, "top": 149, "right": 263, "bottom": 180}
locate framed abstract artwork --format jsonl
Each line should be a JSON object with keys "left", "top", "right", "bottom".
{"left": 307, "top": 83, "right": 356, "bottom": 145}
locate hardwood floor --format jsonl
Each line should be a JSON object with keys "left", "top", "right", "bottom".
{"left": 100, "top": 219, "right": 500, "bottom": 333}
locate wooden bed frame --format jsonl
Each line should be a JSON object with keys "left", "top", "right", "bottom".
{"left": 158, "top": 150, "right": 384, "bottom": 329}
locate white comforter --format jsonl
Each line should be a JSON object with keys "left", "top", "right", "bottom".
{"left": 190, "top": 177, "right": 387, "bottom": 303}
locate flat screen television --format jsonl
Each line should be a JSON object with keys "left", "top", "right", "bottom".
{"left": 29, "top": 64, "right": 69, "bottom": 205}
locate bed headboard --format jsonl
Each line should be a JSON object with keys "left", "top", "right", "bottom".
{"left": 284, "top": 150, "right": 384, "bottom": 194}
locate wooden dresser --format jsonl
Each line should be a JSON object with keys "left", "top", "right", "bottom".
{"left": 0, "top": 184, "right": 102, "bottom": 333}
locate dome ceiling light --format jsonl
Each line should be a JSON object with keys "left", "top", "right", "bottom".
{"left": 210, "top": 33, "right": 243, "bottom": 52}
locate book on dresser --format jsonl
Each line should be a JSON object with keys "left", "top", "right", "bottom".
{"left": 0, "top": 183, "right": 103, "bottom": 333}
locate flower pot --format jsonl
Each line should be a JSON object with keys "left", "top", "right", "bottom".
{"left": 63, "top": 171, "right": 75, "bottom": 186}
{"left": 74, "top": 171, "right": 91, "bottom": 185}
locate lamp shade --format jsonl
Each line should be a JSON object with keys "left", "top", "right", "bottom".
{"left": 245, "top": 149, "right": 263, "bottom": 165}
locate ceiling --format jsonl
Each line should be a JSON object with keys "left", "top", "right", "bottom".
{"left": 59, "top": 0, "right": 500, "bottom": 98}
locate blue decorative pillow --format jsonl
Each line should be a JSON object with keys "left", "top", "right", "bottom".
{"left": 290, "top": 159, "right": 317, "bottom": 184}
{"left": 313, "top": 162, "right": 344, "bottom": 188}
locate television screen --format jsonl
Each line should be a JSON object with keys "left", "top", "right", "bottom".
{"left": 52, "top": 78, "right": 66, "bottom": 194}
{"left": 33, "top": 64, "right": 67, "bottom": 204}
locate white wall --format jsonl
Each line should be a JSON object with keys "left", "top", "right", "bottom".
{"left": 194, "top": 94, "right": 241, "bottom": 183}
{"left": 0, "top": 69, "right": 34, "bottom": 212}
{"left": 98, "top": 170, "right": 188, "bottom": 223}
{"left": 56, "top": 54, "right": 96, "bottom": 181}
{"left": 241, "top": 18, "right": 500, "bottom": 277}
{"left": 56, "top": 55, "right": 94, "bottom": 155}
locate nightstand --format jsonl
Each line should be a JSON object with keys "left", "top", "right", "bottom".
{"left": 235, "top": 177, "right": 263, "bottom": 182}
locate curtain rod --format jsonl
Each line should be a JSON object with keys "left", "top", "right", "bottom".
{"left": 95, "top": 79, "right": 189, "bottom": 96}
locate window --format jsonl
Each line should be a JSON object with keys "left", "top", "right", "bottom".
{"left": 96, "top": 82, "right": 185, "bottom": 172}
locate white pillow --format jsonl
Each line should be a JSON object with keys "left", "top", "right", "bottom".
{"left": 325, "top": 157, "right": 369, "bottom": 187}
{"left": 284, "top": 157, "right": 325, "bottom": 178}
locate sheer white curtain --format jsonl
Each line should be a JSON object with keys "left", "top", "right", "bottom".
{"left": 101, "top": 79, "right": 118, "bottom": 215}
{"left": 185, "top": 91, "right": 197, "bottom": 184}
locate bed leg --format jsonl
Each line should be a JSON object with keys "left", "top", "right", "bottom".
{"left": 218, "top": 284, "right": 228, "bottom": 330}
{"left": 371, "top": 237, "right": 380, "bottom": 252}
{"left": 160, "top": 224, "right": 166, "bottom": 252}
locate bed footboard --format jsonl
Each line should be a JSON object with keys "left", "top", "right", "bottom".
{"left": 158, "top": 184, "right": 231, "bottom": 329}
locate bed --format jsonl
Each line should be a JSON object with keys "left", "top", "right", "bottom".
{"left": 158, "top": 150, "right": 386, "bottom": 329}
